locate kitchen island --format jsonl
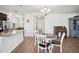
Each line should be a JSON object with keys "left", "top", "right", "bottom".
{"left": 0, "top": 30, "right": 24, "bottom": 53}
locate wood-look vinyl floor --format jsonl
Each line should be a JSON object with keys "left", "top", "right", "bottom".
{"left": 12, "top": 36, "right": 79, "bottom": 53}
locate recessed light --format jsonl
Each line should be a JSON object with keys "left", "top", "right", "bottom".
{"left": 9, "top": 13, "right": 13, "bottom": 15}
{"left": 15, "top": 10, "right": 18, "bottom": 12}
{"left": 18, "top": 5, "right": 22, "bottom": 6}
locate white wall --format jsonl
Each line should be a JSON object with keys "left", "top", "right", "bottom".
{"left": 24, "top": 14, "right": 34, "bottom": 36}
{"left": 45, "top": 13, "right": 79, "bottom": 36}
{"left": 24, "top": 13, "right": 79, "bottom": 37}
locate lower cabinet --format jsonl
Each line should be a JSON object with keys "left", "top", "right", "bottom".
{"left": 0, "top": 37, "right": 2, "bottom": 52}
{"left": 69, "top": 30, "right": 79, "bottom": 37}
{"left": 0, "top": 32, "right": 23, "bottom": 53}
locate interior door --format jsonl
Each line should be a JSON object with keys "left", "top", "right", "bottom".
{"left": 36, "top": 16, "right": 45, "bottom": 34}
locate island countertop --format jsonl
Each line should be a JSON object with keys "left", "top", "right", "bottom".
{"left": 0, "top": 30, "right": 23, "bottom": 37}
{"left": 0, "top": 30, "right": 24, "bottom": 53}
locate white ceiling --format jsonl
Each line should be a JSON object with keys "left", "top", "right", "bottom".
{"left": 0, "top": 5, "right": 79, "bottom": 14}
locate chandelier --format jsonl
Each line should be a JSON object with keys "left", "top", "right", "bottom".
{"left": 40, "top": 8, "right": 51, "bottom": 16}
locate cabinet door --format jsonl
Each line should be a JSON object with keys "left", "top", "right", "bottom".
{"left": 69, "top": 19, "right": 74, "bottom": 30}
{"left": 75, "top": 30, "right": 79, "bottom": 37}
{"left": 1, "top": 37, "right": 6, "bottom": 52}
{"left": 0, "top": 32, "right": 23, "bottom": 53}
{"left": 17, "top": 32, "right": 23, "bottom": 42}
{"left": 0, "top": 37, "right": 2, "bottom": 52}
{"left": 1, "top": 35, "right": 18, "bottom": 52}
{"left": 0, "top": 37, "right": 2, "bottom": 46}
{"left": 70, "top": 30, "right": 76, "bottom": 37}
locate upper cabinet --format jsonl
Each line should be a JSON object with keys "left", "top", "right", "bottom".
{"left": 0, "top": 12, "right": 7, "bottom": 21}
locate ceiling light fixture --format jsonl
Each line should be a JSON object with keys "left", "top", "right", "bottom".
{"left": 40, "top": 8, "right": 51, "bottom": 16}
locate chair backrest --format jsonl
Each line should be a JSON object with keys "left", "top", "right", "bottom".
{"left": 58, "top": 32, "right": 62, "bottom": 39}
{"left": 34, "top": 30, "right": 39, "bottom": 36}
{"left": 60, "top": 32, "right": 65, "bottom": 45}
{"left": 37, "top": 34, "right": 47, "bottom": 44}
{"left": 34, "top": 30, "right": 39, "bottom": 40}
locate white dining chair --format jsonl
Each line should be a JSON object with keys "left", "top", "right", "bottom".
{"left": 51, "top": 32, "right": 65, "bottom": 53}
{"left": 58, "top": 32, "right": 62, "bottom": 39}
{"left": 37, "top": 34, "right": 50, "bottom": 53}
{"left": 34, "top": 30, "right": 39, "bottom": 46}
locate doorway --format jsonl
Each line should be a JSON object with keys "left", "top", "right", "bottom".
{"left": 34, "top": 15, "right": 45, "bottom": 34}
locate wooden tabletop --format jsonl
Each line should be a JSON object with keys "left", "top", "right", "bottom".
{"left": 42, "top": 33, "right": 57, "bottom": 38}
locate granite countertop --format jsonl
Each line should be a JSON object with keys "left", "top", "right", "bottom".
{"left": 0, "top": 30, "right": 23, "bottom": 37}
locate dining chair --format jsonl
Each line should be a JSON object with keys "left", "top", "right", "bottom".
{"left": 58, "top": 32, "right": 62, "bottom": 39}
{"left": 37, "top": 34, "right": 50, "bottom": 53}
{"left": 34, "top": 30, "right": 39, "bottom": 46}
{"left": 51, "top": 32, "right": 65, "bottom": 53}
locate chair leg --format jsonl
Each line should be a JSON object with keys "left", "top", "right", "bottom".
{"left": 45, "top": 48, "right": 47, "bottom": 53}
{"left": 60, "top": 46, "right": 62, "bottom": 53}
{"left": 38, "top": 46, "right": 39, "bottom": 53}
{"left": 35, "top": 38, "right": 36, "bottom": 46}
{"left": 35, "top": 41, "right": 36, "bottom": 46}
{"left": 49, "top": 45, "right": 53, "bottom": 53}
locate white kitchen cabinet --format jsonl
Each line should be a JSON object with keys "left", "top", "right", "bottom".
{"left": 0, "top": 37, "right": 2, "bottom": 52}
{"left": 0, "top": 30, "right": 24, "bottom": 53}
{"left": 0, "top": 37, "right": 2, "bottom": 45}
